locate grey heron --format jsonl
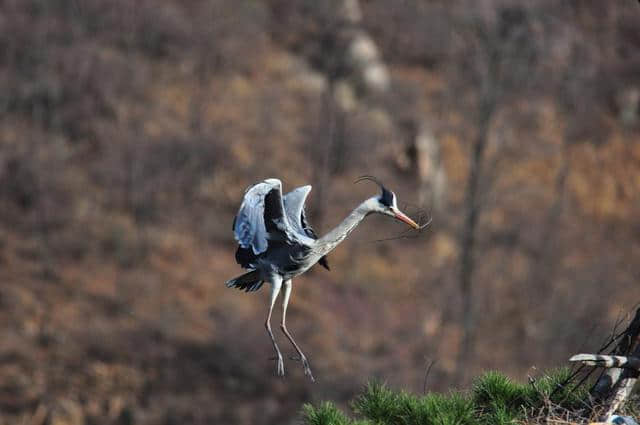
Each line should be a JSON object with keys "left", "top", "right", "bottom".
{"left": 225, "top": 176, "right": 420, "bottom": 381}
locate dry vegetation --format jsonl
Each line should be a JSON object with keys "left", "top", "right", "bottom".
{"left": 0, "top": 1, "right": 639, "bottom": 424}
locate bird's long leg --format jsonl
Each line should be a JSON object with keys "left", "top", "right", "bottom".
{"left": 280, "top": 279, "right": 315, "bottom": 382}
{"left": 265, "top": 276, "right": 284, "bottom": 377}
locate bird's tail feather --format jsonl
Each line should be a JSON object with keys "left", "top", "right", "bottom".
{"left": 225, "top": 270, "right": 264, "bottom": 292}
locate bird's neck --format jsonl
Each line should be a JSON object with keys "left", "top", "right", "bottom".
{"left": 315, "top": 201, "right": 370, "bottom": 255}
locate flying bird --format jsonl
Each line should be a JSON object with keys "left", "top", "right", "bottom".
{"left": 226, "top": 177, "right": 420, "bottom": 381}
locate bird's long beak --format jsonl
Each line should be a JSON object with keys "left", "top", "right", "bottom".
{"left": 391, "top": 207, "right": 420, "bottom": 229}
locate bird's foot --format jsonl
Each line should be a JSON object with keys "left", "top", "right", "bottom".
{"left": 290, "top": 355, "right": 315, "bottom": 382}
{"left": 271, "top": 354, "right": 284, "bottom": 377}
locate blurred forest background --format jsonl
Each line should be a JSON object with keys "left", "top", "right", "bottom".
{"left": 1, "top": 0, "right": 640, "bottom": 424}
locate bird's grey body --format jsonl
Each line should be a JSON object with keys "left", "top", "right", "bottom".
{"left": 231, "top": 179, "right": 330, "bottom": 287}
{"left": 226, "top": 177, "right": 419, "bottom": 381}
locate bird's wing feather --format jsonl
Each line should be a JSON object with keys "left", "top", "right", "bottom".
{"left": 283, "top": 185, "right": 330, "bottom": 270}
{"left": 283, "top": 185, "right": 312, "bottom": 235}
{"left": 234, "top": 178, "right": 296, "bottom": 255}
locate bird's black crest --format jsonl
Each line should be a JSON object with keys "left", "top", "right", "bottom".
{"left": 355, "top": 175, "right": 394, "bottom": 207}
{"left": 379, "top": 187, "right": 394, "bottom": 207}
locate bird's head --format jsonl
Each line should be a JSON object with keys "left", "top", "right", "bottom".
{"left": 356, "top": 176, "right": 420, "bottom": 229}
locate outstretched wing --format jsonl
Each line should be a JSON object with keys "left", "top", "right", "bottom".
{"left": 283, "top": 185, "right": 312, "bottom": 236}
{"left": 233, "top": 178, "right": 294, "bottom": 256}
{"left": 283, "top": 185, "right": 330, "bottom": 271}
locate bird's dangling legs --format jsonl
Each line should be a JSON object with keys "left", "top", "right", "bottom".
{"left": 280, "top": 279, "right": 315, "bottom": 382}
{"left": 265, "top": 277, "right": 284, "bottom": 377}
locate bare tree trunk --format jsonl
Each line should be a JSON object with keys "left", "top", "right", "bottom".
{"left": 453, "top": 16, "right": 503, "bottom": 380}
{"left": 311, "top": 84, "right": 338, "bottom": 230}
{"left": 456, "top": 115, "right": 491, "bottom": 384}
{"left": 454, "top": 79, "right": 498, "bottom": 380}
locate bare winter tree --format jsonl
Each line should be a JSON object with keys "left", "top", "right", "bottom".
{"left": 445, "top": 3, "right": 544, "bottom": 383}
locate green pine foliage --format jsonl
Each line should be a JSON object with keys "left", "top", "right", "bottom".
{"left": 351, "top": 382, "right": 476, "bottom": 425}
{"left": 352, "top": 381, "right": 404, "bottom": 423}
{"left": 302, "top": 369, "right": 590, "bottom": 425}
{"left": 472, "top": 368, "right": 589, "bottom": 424}
{"left": 410, "top": 392, "right": 476, "bottom": 425}
{"left": 303, "top": 402, "right": 354, "bottom": 425}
